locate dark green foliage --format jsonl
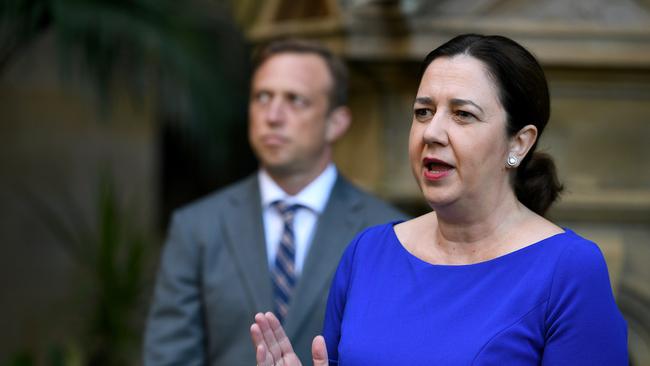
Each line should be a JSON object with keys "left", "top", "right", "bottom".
{"left": 2, "top": 1, "right": 253, "bottom": 362}
{"left": 83, "top": 175, "right": 148, "bottom": 365}
{"left": 1, "top": 0, "right": 252, "bottom": 173}
{"left": 22, "top": 173, "right": 152, "bottom": 365}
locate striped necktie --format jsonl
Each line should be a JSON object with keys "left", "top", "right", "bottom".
{"left": 271, "top": 201, "right": 302, "bottom": 324}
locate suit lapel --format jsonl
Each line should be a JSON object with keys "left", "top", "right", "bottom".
{"left": 222, "top": 175, "right": 273, "bottom": 312}
{"left": 284, "top": 177, "right": 365, "bottom": 338}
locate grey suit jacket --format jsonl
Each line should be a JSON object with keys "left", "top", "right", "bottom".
{"left": 144, "top": 173, "right": 405, "bottom": 365}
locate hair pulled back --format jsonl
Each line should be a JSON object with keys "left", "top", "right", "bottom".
{"left": 420, "top": 34, "right": 563, "bottom": 216}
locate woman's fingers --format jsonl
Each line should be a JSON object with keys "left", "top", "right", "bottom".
{"left": 312, "top": 335, "right": 329, "bottom": 366}
{"left": 255, "top": 312, "right": 283, "bottom": 362}
{"left": 251, "top": 312, "right": 307, "bottom": 366}
{"left": 266, "top": 311, "right": 296, "bottom": 356}
{"left": 250, "top": 318, "right": 274, "bottom": 366}
{"left": 250, "top": 321, "right": 264, "bottom": 349}
{"left": 261, "top": 312, "right": 285, "bottom": 361}
{"left": 256, "top": 343, "right": 271, "bottom": 366}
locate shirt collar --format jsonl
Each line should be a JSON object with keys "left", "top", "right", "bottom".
{"left": 259, "top": 164, "right": 338, "bottom": 214}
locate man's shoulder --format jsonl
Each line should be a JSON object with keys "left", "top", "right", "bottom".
{"left": 174, "top": 174, "right": 258, "bottom": 219}
{"left": 333, "top": 175, "right": 407, "bottom": 220}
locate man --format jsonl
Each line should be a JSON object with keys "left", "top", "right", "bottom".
{"left": 144, "top": 39, "right": 405, "bottom": 365}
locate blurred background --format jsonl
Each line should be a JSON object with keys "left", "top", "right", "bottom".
{"left": 1, "top": 0, "right": 649, "bottom": 364}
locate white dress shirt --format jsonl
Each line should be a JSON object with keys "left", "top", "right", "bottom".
{"left": 259, "top": 164, "right": 337, "bottom": 275}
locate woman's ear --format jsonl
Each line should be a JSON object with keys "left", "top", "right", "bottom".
{"left": 325, "top": 106, "right": 351, "bottom": 143}
{"left": 508, "top": 124, "right": 538, "bottom": 163}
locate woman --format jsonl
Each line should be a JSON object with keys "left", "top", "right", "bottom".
{"left": 250, "top": 34, "right": 628, "bottom": 365}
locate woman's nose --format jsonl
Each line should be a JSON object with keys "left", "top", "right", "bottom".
{"left": 422, "top": 112, "right": 449, "bottom": 146}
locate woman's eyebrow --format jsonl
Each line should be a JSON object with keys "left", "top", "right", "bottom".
{"left": 450, "top": 98, "right": 484, "bottom": 113}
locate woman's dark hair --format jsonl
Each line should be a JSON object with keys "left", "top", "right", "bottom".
{"left": 420, "top": 34, "right": 563, "bottom": 216}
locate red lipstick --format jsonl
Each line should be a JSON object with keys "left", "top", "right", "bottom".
{"left": 422, "top": 157, "right": 453, "bottom": 181}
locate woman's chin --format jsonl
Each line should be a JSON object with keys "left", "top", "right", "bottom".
{"left": 423, "top": 192, "right": 457, "bottom": 210}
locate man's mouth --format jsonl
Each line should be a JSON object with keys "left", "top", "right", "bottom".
{"left": 262, "top": 134, "right": 288, "bottom": 146}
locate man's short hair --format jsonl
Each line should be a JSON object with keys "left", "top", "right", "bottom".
{"left": 252, "top": 38, "right": 349, "bottom": 111}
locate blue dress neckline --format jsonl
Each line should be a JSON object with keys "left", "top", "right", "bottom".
{"left": 389, "top": 220, "right": 571, "bottom": 269}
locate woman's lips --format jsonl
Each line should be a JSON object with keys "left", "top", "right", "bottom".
{"left": 422, "top": 157, "right": 454, "bottom": 181}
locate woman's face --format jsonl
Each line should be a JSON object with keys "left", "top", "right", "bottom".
{"left": 409, "top": 55, "right": 514, "bottom": 211}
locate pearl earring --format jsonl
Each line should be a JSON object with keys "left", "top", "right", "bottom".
{"left": 507, "top": 154, "right": 519, "bottom": 168}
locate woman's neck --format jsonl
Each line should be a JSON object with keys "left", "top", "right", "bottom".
{"left": 429, "top": 192, "right": 531, "bottom": 264}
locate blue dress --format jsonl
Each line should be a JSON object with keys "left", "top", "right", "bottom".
{"left": 323, "top": 222, "right": 628, "bottom": 365}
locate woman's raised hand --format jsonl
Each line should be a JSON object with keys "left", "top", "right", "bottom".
{"left": 250, "top": 312, "right": 329, "bottom": 366}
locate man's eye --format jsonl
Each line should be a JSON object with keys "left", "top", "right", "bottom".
{"left": 414, "top": 108, "right": 433, "bottom": 121}
{"left": 288, "top": 94, "right": 308, "bottom": 108}
{"left": 255, "top": 91, "right": 271, "bottom": 104}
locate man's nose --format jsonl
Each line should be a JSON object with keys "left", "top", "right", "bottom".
{"left": 265, "top": 98, "right": 286, "bottom": 124}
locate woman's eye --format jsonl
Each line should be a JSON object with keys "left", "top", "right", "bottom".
{"left": 414, "top": 108, "right": 433, "bottom": 121}
{"left": 455, "top": 110, "right": 476, "bottom": 121}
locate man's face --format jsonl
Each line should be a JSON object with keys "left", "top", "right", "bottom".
{"left": 248, "top": 53, "right": 335, "bottom": 179}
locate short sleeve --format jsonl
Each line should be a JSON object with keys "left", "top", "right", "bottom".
{"left": 542, "top": 239, "right": 628, "bottom": 365}
{"left": 322, "top": 230, "right": 364, "bottom": 365}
